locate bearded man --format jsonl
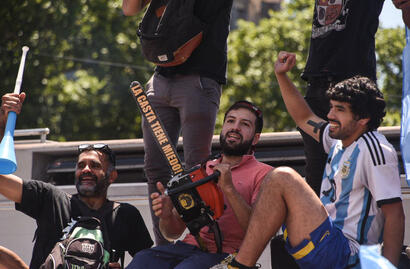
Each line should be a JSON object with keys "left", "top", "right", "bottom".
{"left": 126, "top": 100, "right": 273, "bottom": 269}
{"left": 0, "top": 99, "right": 153, "bottom": 269}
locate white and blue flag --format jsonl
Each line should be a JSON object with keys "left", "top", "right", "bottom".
{"left": 401, "top": 27, "right": 410, "bottom": 186}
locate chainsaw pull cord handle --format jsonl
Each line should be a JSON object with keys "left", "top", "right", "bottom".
{"left": 165, "top": 170, "right": 221, "bottom": 196}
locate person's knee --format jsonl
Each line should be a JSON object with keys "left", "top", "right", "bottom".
{"left": 267, "top": 167, "right": 303, "bottom": 188}
{"left": 265, "top": 167, "right": 315, "bottom": 202}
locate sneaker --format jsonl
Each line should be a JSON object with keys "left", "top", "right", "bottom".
{"left": 210, "top": 253, "right": 236, "bottom": 269}
{"left": 210, "top": 254, "right": 261, "bottom": 269}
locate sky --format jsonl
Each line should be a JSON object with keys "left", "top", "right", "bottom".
{"left": 380, "top": 1, "right": 406, "bottom": 28}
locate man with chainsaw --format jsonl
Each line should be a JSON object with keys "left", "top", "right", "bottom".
{"left": 0, "top": 94, "right": 153, "bottom": 268}
{"left": 122, "top": 0, "right": 234, "bottom": 245}
{"left": 126, "top": 101, "right": 273, "bottom": 269}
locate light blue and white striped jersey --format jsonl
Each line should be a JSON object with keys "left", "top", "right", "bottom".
{"left": 320, "top": 124, "right": 402, "bottom": 255}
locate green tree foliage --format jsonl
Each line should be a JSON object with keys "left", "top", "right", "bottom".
{"left": 1, "top": 0, "right": 152, "bottom": 140}
{"left": 0, "top": 0, "right": 406, "bottom": 141}
{"left": 220, "top": 0, "right": 313, "bottom": 132}
{"left": 376, "top": 27, "right": 406, "bottom": 126}
{"left": 221, "top": 0, "right": 406, "bottom": 132}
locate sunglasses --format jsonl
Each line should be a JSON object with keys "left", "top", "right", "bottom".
{"left": 78, "top": 143, "right": 116, "bottom": 166}
{"left": 234, "top": 101, "right": 263, "bottom": 118}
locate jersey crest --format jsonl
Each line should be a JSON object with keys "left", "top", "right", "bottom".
{"left": 341, "top": 160, "right": 351, "bottom": 179}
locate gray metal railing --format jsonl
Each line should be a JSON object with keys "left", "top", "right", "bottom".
{"left": 14, "top": 128, "right": 50, "bottom": 142}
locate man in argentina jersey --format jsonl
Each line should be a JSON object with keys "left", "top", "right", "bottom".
{"left": 211, "top": 52, "right": 404, "bottom": 269}
{"left": 321, "top": 120, "right": 402, "bottom": 254}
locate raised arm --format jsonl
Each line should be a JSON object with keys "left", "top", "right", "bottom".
{"left": 393, "top": 0, "right": 410, "bottom": 28}
{"left": 274, "top": 52, "right": 326, "bottom": 142}
{"left": 152, "top": 182, "right": 186, "bottom": 240}
{"left": 0, "top": 93, "right": 26, "bottom": 138}
{"left": 122, "top": 0, "right": 150, "bottom": 16}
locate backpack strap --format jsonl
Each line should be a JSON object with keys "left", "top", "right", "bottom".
{"left": 96, "top": 200, "right": 124, "bottom": 268}
{"left": 104, "top": 201, "right": 125, "bottom": 269}
{"left": 111, "top": 249, "right": 125, "bottom": 269}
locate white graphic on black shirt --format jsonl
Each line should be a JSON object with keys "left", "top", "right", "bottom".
{"left": 312, "top": 0, "right": 349, "bottom": 38}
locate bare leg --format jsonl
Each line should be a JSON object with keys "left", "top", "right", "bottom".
{"left": 235, "top": 167, "right": 328, "bottom": 266}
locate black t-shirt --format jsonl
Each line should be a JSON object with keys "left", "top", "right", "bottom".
{"left": 155, "top": 0, "right": 233, "bottom": 84}
{"left": 302, "top": 0, "right": 384, "bottom": 81}
{"left": 15, "top": 180, "right": 153, "bottom": 269}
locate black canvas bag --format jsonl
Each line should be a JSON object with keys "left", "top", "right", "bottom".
{"left": 137, "top": 0, "right": 206, "bottom": 67}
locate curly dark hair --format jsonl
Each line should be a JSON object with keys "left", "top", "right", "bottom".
{"left": 326, "top": 76, "right": 386, "bottom": 131}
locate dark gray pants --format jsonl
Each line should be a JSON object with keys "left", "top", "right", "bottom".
{"left": 142, "top": 72, "right": 221, "bottom": 245}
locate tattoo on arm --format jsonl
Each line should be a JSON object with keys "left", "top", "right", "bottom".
{"left": 307, "top": 120, "right": 326, "bottom": 134}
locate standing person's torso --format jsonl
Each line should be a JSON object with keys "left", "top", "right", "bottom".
{"left": 319, "top": 124, "right": 402, "bottom": 255}
{"left": 155, "top": 0, "right": 233, "bottom": 84}
{"left": 303, "top": 0, "right": 384, "bottom": 80}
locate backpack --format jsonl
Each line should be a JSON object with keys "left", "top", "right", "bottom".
{"left": 40, "top": 216, "right": 110, "bottom": 269}
{"left": 137, "top": 0, "right": 206, "bottom": 67}
{"left": 40, "top": 199, "right": 123, "bottom": 269}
